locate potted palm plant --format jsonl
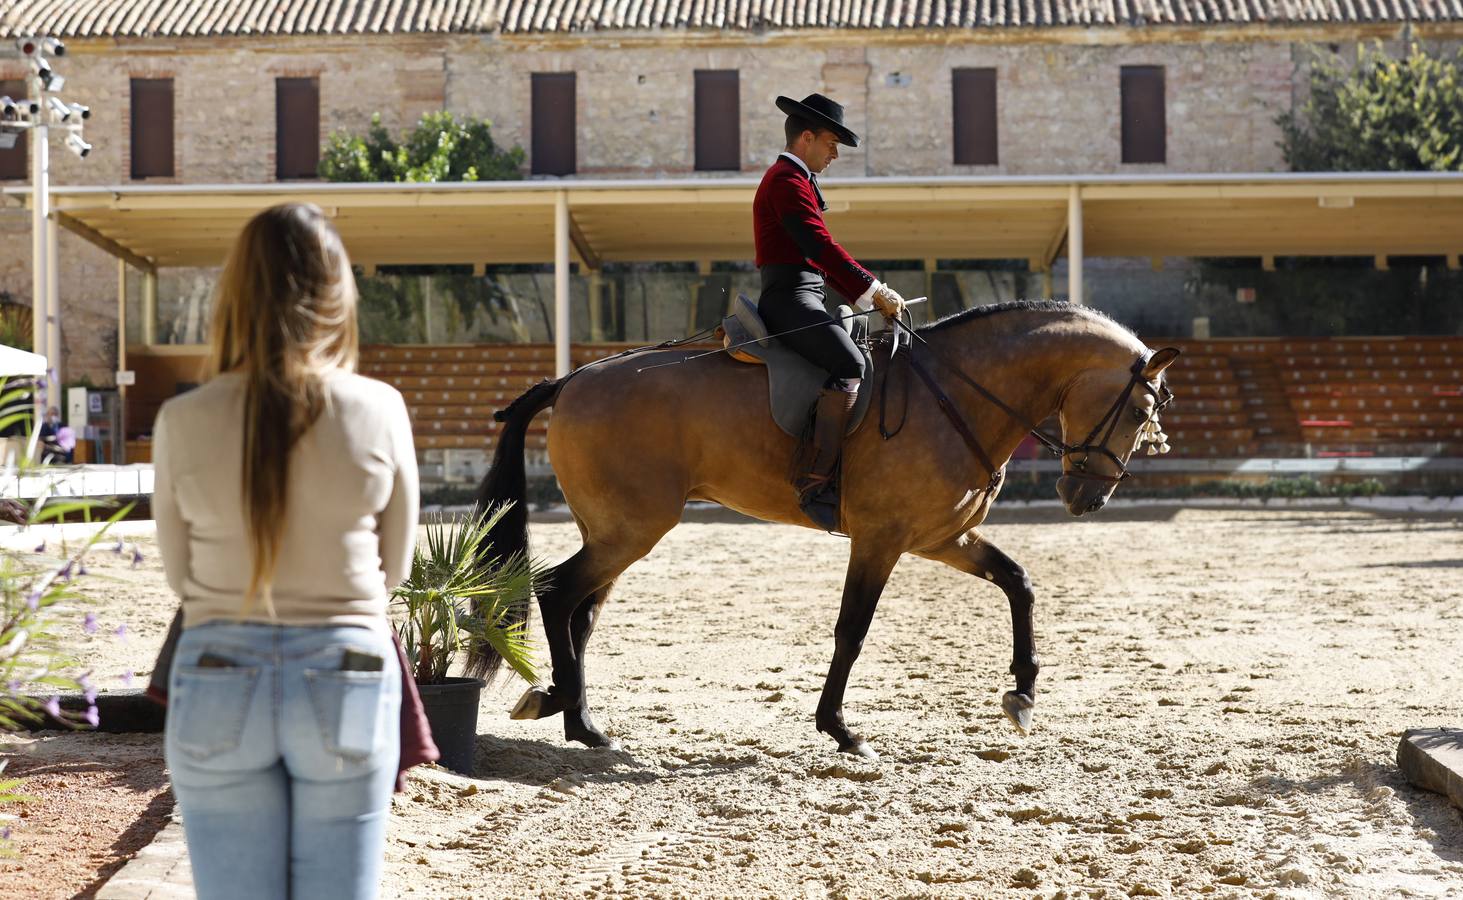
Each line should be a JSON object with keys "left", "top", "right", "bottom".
{"left": 393, "top": 503, "right": 541, "bottom": 774}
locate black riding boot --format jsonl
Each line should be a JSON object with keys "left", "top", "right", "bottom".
{"left": 794, "top": 387, "right": 857, "bottom": 532}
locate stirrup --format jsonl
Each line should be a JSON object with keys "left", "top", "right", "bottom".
{"left": 798, "top": 481, "right": 841, "bottom": 532}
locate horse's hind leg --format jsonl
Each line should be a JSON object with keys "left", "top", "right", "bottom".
{"left": 513, "top": 522, "right": 676, "bottom": 748}
{"left": 920, "top": 530, "right": 1039, "bottom": 733}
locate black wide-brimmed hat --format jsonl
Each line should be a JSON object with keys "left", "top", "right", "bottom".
{"left": 775, "top": 93, "right": 860, "bottom": 148}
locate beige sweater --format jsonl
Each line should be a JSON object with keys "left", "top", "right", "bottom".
{"left": 153, "top": 370, "right": 419, "bottom": 631}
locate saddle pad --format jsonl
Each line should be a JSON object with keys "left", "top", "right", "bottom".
{"left": 722, "top": 297, "right": 874, "bottom": 438}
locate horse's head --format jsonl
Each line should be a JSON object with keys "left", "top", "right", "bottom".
{"left": 1055, "top": 346, "right": 1180, "bottom": 516}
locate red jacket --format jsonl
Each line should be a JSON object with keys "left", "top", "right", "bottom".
{"left": 753, "top": 156, "right": 876, "bottom": 304}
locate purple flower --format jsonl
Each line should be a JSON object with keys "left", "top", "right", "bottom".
{"left": 112, "top": 538, "right": 125, "bottom": 554}
{"left": 6, "top": 679, "right": 22, "bottom": 692}
{"left": 83, "top": 612, "right": 98, "bottom": 635}
{"left": 34, "top": 541, "right": 45, "bottom": 553}
{"left": 130, "top": 548, "right": 144, "bottom": 569}
{"left": 25, "top": 590, "right": 41, "bottom": 611}
{"left": 120, "top": 670, "right": 134, "bottom": 688}
{"left": 42, "top": 696, "right": 61, "bottom": 719}
{"left": 58, "top": 561, "right": 73, "bottom": 582}
{"left": 80, "top": 674, "right": 97, "bottom": 704}
{"left": 113, "top": 624, "right": 128, "bottom": 643}
{"left": 77, "top": 564, "right": 88, "bottom": 577}
{"left": 83, "top": 705, "right": 99, "bottom": 727}
{"left": 1, "top": 826, "right": 11, "bottom": 841}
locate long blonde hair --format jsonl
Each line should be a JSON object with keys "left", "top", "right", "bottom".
{"left": 207, "top": 203, "right": 360, "bottom": 615}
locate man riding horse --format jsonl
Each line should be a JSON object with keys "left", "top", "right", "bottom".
{"left": 755, "top": 93, "right": 909, "bottom": 531}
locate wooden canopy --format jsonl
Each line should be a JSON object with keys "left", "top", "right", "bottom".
{"left": 7, "top": 172, "right": 1463, "bottom": 273}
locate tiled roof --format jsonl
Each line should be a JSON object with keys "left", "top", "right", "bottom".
{"left": 3, "top": 0, "right": 1460, "bottom": 36}
{"left": 0, "top": 1, "right": 493, "bottom": 37}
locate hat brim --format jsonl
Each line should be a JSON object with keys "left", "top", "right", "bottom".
{"left": 776, "top": 96, "right": 860, "bottom": 148}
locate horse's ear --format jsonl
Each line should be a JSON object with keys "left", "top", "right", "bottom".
{"left": 1142, "top": 347, "right": 1181, "bottom": 380}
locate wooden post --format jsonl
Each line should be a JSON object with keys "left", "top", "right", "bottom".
{"left": 554, "top": 191, "right": 571, "bottom": 378}
{"left": 1067, "top": 184, "right": 1084, "bottom": 305}
{"left": 142, "top": 270, "right": 158, "bottom": 345}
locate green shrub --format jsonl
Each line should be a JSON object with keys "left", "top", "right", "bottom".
{"left": 319, "top": 112, "right": 525, "bottom": 183}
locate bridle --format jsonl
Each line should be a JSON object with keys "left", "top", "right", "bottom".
{"left": 882, "top": 318, "right": 1174, "bottom": 488}
{"left": 1059, "top": 355, "right": 1175, "bottom": 484}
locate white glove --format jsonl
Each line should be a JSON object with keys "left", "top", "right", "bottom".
{"left": 872, "top": 284, "right": 907, "bottom": 321}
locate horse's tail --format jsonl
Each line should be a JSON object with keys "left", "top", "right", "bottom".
{"left": 465, "top": 377, "right": 563, "bottom": 682}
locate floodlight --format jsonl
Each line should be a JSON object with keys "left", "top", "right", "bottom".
{"left": 64, "top": 132, "right": 90, "bottom": 159}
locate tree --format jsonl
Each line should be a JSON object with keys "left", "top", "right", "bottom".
{"left": 1279, "top": 42, "right": 1463, "bottom": 172}
{"left": 319, "top": 111, "right": 525, "bottom": 183}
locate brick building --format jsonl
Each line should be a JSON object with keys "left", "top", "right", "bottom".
{"left": 2, "top": 0, "right": 1461, "bottom": 386}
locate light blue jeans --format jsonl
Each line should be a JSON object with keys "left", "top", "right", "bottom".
{"left": 165, "top": 622, "right": 401, "bottom": 900}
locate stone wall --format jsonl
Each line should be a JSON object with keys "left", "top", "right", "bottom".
{"left": 0, "top": 28, "right": 1425, "bottom": 383}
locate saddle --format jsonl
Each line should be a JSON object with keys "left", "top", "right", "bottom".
{"left": 719, "top": 294, "right": 874, "bottom": 438}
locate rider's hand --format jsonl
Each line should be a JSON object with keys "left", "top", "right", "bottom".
{"left": 872, "top": 284, "right": 907, "bottom": 322}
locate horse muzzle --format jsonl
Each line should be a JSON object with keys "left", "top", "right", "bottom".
{"left": 1056, "top": 475, "right": 1110, "bottom": 517}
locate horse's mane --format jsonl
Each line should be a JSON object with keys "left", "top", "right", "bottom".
{"left": 917, "top": 299, "right": 1138, "bottom": 342}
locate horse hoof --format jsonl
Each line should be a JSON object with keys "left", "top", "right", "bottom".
{"left": 510, "top": 687, "right": 554, "bottom": 720}
{"left": 842, "top": 738, "right": 880, "bottom": 761}
{"left": 1002, "top": 691, "right": 1035, "bottom": 735}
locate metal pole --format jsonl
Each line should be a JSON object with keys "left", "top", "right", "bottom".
{"left": 554, "top": 191, "right": 571, "bottom": 378}
{"left": 117, "top": 258, "right": 128, "bottom": 463}
{"left": 46, "top": 210, "right": 60, "bottom": 396}
{"left": 1067, "top": 183, "right": 1084, "bottom": 305}
{"left": 30, "top": 111, "right": 48, "bottom": 393}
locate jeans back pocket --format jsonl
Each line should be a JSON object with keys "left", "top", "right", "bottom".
{"left": 170, "top": 665, "right": 261, "bottom": 760}
{"left": 304, "top": 669, "right": 387, "bottom": 760}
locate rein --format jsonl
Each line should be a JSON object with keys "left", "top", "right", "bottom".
{"left": 881, "top": 317, "right": 1173, "bottom": 486}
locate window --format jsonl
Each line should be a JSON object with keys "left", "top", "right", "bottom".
{"left": 1120, "top": 66, "right": 1165, "bottom": 164}
{"left": 531, "top": 73, "right": 576, "bottom": 176}
{"left": 130, "top": 78, "right": 174, "bottom": 179}
{"left": 694, "top": 70, "right": 740, "bottom": 172}
{"left": 0, "top": 79, "right": 26, "bottom": 180}
{"left": 276, "top": 77, "right": 320, "bottom": 180}
{"left": 952, "top": 68, "right": 998, "bottom": 166}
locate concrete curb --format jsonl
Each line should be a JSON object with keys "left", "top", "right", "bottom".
{"left": 21, "top": 690, "right": 165, "bottom": 734}
{"left": 95, "top": 814, "right": 194, "bottom": 900}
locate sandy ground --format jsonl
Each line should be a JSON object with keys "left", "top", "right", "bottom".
{"left": 4, "top": 506, "right": 1463, "bottom": 898}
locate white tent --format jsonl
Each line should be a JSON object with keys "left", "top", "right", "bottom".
{"left": 0, "top": 344, "right": 46, "bottom": 379}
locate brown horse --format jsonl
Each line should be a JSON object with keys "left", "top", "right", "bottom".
{"left": 470, "top": 300, "right": 1179, "bottom": 758}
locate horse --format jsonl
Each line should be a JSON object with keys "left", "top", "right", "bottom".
{"left": 469, "top": 300, "right": 1179, "bottom": 759}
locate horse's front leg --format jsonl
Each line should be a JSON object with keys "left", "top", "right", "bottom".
{"left": 815, "top": 543, "right": 902, "bottom": 759}
{"left": 920, "top": 530, "right": 1040, "bottom": 733}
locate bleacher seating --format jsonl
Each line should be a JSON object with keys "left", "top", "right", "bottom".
{"left": 360, "top": 337, "right": 1463, "bottom": 464}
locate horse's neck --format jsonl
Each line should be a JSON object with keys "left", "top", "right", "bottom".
{"left": 925, "top": 310, "right": 1142, "bottom": 429}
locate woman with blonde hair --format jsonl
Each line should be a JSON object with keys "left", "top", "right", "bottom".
{"left": 153, "top": 203, "right": 417, "bottom": 899}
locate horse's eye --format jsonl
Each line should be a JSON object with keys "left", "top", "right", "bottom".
{"left": 1131, "top": 407, "right": 1147, "bottom": 422}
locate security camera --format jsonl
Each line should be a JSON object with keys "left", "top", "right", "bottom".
{"left": 64, "top": 132, "right": 91, "bottom": 159}
{"left": 47, "top": 95, "right": 71, "bottom": 122}
{"left": 41, "top": 38, "right": 65, "bottom": 57}
{"left": 68, "top": 102, "right": 90, "bottom": 120}
{"left": 31, "top": 58, "right": 63, "bottom": 92}
{"left": 0, "top": 96, "right": 16, "bottom": 121}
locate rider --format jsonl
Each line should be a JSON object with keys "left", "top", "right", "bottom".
{"left": 754, "top": 92, "right": 908, "bottom": 531}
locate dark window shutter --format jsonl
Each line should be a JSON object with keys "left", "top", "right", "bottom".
{"left": 0, "top": 79, "right": 26, "bottom": 180}
{"left": 694, "top": 70, "right": 740, "bottom": 172}
{"left": 952, "top": 68, "right": 998, "bottom": 166}
{"left": 531, "top": 73, "right": 576, "bottom": 176}
{"left": 130, "top": 78, "right": 175, "bottom": 179}
{"left": 1121, "top": 66, "right": 1165, "bottom": 164}
{"left": 276, "top": 77, "right": 320, "bottom": 180}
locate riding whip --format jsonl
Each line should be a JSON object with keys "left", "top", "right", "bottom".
{"left": 635, "top": 298, "right": 928, "bottom": 373}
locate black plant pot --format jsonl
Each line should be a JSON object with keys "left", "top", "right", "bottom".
{"left": 416, "top": 676, "right": 486, "bottom": 775}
